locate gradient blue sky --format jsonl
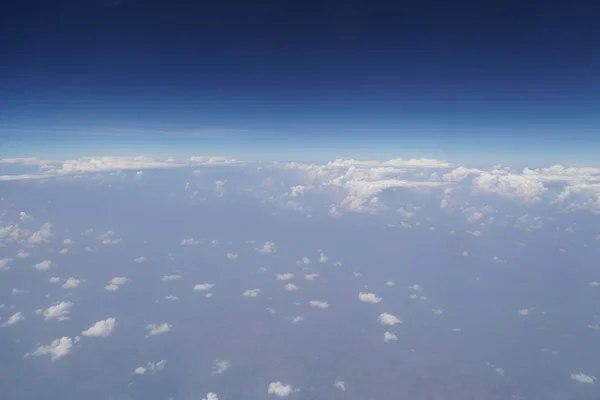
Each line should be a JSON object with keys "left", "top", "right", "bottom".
{"left": 1, "top": 0, "right": 599, "bottom": 166}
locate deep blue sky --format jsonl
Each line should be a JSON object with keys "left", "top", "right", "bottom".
{"left": 1, "top": 0, "right": 599, "bottom": 164}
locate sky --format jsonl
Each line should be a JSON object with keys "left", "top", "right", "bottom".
{"left": 1, "top": 0, "right": 600, "bottom": 165}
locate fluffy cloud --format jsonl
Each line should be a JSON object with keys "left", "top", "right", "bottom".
{"left": 43, "top": 301, "right": 73, "bottom": 322}
{"left": 180, "top": 238, "right": 201, "bottom": 246}
{"left": 385, "top": 280, "right": 395, "bottom": 286}
{"left": 296, "top": 256, "right": 310, "bottom": 265}
{"left": 62, "top": 278, "right": 81, "bottom": 289}
{"left": 165, "top": 295, "right": 179, "bottom": 300}
{"left": 268, "top": 382, "right": 294, "bottom": 397}
{"left": 242, "top": 289, "right": 260, "bottom": 297}
{"left": 161, "top": 275, "right": 182, "bottom": 281}
{"left": 133, "top": 256, "right": 146, "bottom": 263}
{"left": 472, "top": 170, "right": 547, "bottom": 203}
{"left": 104, "top": 276, "right": 128, "bottom": 291}
{"left": 304, "top": 273, "right": 319, "bottom": 280}
{"left": 292, "top": 316, "right": 304, "bottom": 323}
{"left": 378, "top": 312, "right": 401, "bottom": 325}
{"left": 27, "top": 223, "right": 53, "bottom": 245}
{"left": 145, "top": 323, "right": 172, "bottom": 337}
{"left": 33, "top": 260, "right": 52, "bottom": 271}
{"left": 202, "top": 393, "right": 218, "bottom": 400}
{"left": 16, "top": 250, "right": 31, "bottom": 258}
{"left": 63, "top": 238, "right": 74, "bottom": 245}
{"left": 226, "top": 252, "right": 239, "bottom": 259}
{"left": 193, "top": 283, "right": 215, "bottom": 291}
{"left": 29, "top": 336, "right": 74, "bottom": 360}
{"left": 256, "top": 241, "right": 276, "bottom": 253}
{"left": 134, "top": 360, "right": 167, "bottom": 375}
{"left": 82, "top": 318, "right": 116, "bottom": 337}
{"left": 318, "top": 252, "right": 328, "bottom": 263}
{"left": 384, "top": 332, "right": 398, "bottom": 342}
{"left": 309, "top": 300, "right": 329, "bottom": 308}
{"left": 284, "top": 283, "right": 298, "bottom": 291}
{"left": 358, "top": 292, "right": 382, "bottom": 304}
{"left": 212, "top": 359, "right": 230, "bottom": 375}
{"left": 276, "top": 273, "right": 294, "bottom": 281}
{"left": 2, "top": 312, "right": 24, "bottom": 327}
{"left": 12, "top": 288, "right": 28, "bottom": 295}
{"left": 0, "top": 258, "right": 11, "bottom": 271}
{"left": 571, "top": 373, "right": 596, "bottom": 384}
{"left": 333, "top": 381, "right": 346, "bottom": 391}
{"left": 408, "top": 284, "right": 423, "bottom": 292}
{"left": 58, "top": 248, "right": 69, "bottom": 255}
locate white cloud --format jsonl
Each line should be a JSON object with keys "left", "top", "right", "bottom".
{"left": 161, "top": 275, "right": 182, "bottom": 281}
{"left": 27, "top": 223, "right": 53, "bottom": 245}
{"left": 212, "top": 359, "right": 230, "bottom": 375}
{"left": 467, "top": 230, "right": 482, "bottom": 237}
{"left": 408, "top": 284, "right": 423, "bottom": 292}
{"left": 12, "top": 288, "right": 28, "bottom": 295}
{"left": 385, "top": 280, "right": 395, "bottom": 286}
{"left": 145, "top": 323, "right": 172, "bottom": 337}
{"left": 432, "top": 308, "right": 444, "bottom": 315}
{"left": 284, "top": 283, "right": 298, "bottom": 291}
{"left": 304, "top": 273, "right": 319, "bottom": 280}
{"left": 62, "top": 278, "right": 81, "bottom": 289}
{"left": 588, "top": 281, "right": 599, "bottom": 287}
{"left": 495, "top": 367, "right": 505, "bottom": 377}
{"left": 518, "top": 308, "right": 531, "bottom": 316}
{"left": 214, "top": 180, "right": 226, "bottom": 196}
{"left": 384, "top": 331, "right": 398, "bottom": 342}
{"left": 333, "top": 381, "right": 346, "bottom": 391}
{"left": 134, "top": 360, "right": 167, "bottom": 375}
{"left": 29, "top": 336, "right": 73, "bottom": 360}
{"left": 133, "top": 256, "right": 146, "bottom": 263}
{"left": 318, "top": 252, "right": 328, "bottom": 263}
{"left": 333, "top": 261, "right": 343, "bottom": 266}
{"left": 242, "top": 289, "right": 260, "bottom": 297}
{"left": 296, "top": 256, "right": 310, "bottom": 265}
{"left": 202, "top": 393, "right": 218, "bottom": 400}
{"left": 472, "top": 170, "right": 547, "bottom": 203}
{"left": 43, "top": 301, "right": 73, "bottom": 322}
{"left": 571, "top": 373, "right": 596, "bottom": 384}
{"left": 276, "top": 273, "right": 294, "bottom": 281}
{"left": 378, "top": 312, "right": 401, "bottom": 325}
{"left": 492, "top": 256, "right": 507, "bottom": 264}
{"left": 193, "top": 283, "right": 215, "bottom": 291}
{"left": 292, "top": 316, "right": 304, "bottom": 323}
{"left": 309, "top": 300, "right": 329, "bottom": 308}
{"left": 180, "top": 238, "right": 201, "bottom": 246}
{"left": 165, "top": 295, "right": 179, "bottom": 300}
{"left": 104, "top": 276, "right": 128, "bottom": 291}
{"left": 268, "top": 382, "right": 294, "bottom": 397}
{"left": 58, "top": 248, "right": 69, "bottom": 255}
{"left": 0, "top": 258, "right": 11, "bottom": 271}
{"left": 16, "top": 250, "right": 31, "bottom": 258}
{"left": 63, "top": 238, "right": 74, "bottom": 245}
{"left": 359, "top": 292, "right": 382, "bottom": 304}
{"left": 82, "top": 317, "right": 116, "bottom": 337}
{"left": 256, "top": 241, "right": 276, "bottom": 253}
{"left": 2, "top": 312, "right": 24, "bottom": 327}
{"left": 226, "top": 252, "right": 239, "bottom": 259}
{"left": 462, "top": 251, "right": 469, "bottom": 257}
{"left": 33, "top": 260, "right": 52, "bottom": 271}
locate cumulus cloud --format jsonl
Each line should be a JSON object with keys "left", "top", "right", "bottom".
{"left": 2, "top": 312, "right": 24, "bottom": 327}
{"left": 284, "top": 283, "right": 298, "bottom": 291}
{"left": 212, "top": 359, "right": 230, "bottom": 375}
{"left": 180, "top": 238, "right": 201, "bottom": 246}
{"left": 82, "top": 318, "right": 116, "bottom": 337}
{"left": 62, "top": 278, "right": 81, "bottom": 289}
{"left": 33, "top": 260, "right": 52, "bottom": 271}
{"left": 104, "top": 276, "right": 128, "bottom": 291}
{"left": 472, "top": 170, "right": 547, "bottom": 203}
{"left": 296, "top": 256, "right": 310, "bottom": 265}
{"left": 0, "top": 258, "right": 11, "bottom": 271}
{"left": 27, "top": 223, "right": 53, "bottom": 245}
{"left": 333, "top": 381, "right": 346, "bottom": 391}
{"left": 29, "top": 336, "right": 74, "bottom": 360}
{"left": 309, "top": 300, "right": 329, "bottom": 308}
{"left": 408, "top": 284, "right": 423, "bottom": 292}
{"left": 161, "top": 275, "right": 182, "bottom": 281}
{"left": 202, "top": 393, "right": 218, "bottom": 400}
{"left": 12, "top": 288, "right": 28, "bottom": 295}
{"left": 242, "top": 289, "right": 260, "bottom": 297}
{"left": 359, "top": 292, "right": 382, "bottom": 304}
{"left": 385, "top": 280, "right": 395, "bottom": 286}
{"left": 43, "top": 301, "right": 73, "bottom": 322}
{"left": 256, "top": 241, "right": 276, "bottom": 253}
{"left": 226, "top": 252, "right": 239, "bottom": 259}
{"left": 292, "top": 316, "right": 304, "bottom": 323}
{"left": 268, "top": 382, "right": 294, "bottom": 397}
{"left": 133, "top": 256, "right": 146, "bottom": 263}
{"left": 384, "top": 332, "right": 398, "bottom": 342}
{"left": 58, "top": 248, "right": 69, "bottom": 255}
{"left": 145, "top": 323, "right": 172, "bottom": 337}
{"left": 193, "top": 283, "right": 215, "bottom": 291}
{"left": 378, "top": 312, "right": 401, "bottom": 325}
{"left": 571, "top": 373, "right": 596, "bottom": 384}
{"left": 63, "top": 238, "right": 74, "bottom": 245}
{"left": 165, "top": 295, "right": 179, "bottom": 300}
{"left": 304, "top": 273, "right": 319, "bottom": 280}
{"left": 16, "top": 250, "right": 31, "bottom": 258}
{"left": 318, "top": 251, "right": 328, "bottom": 263}
{"left": 133, "top": 360, "right": 167, "bottom": 375}
{"left": 276, "top": 273, "right": 294, "bottom": 281}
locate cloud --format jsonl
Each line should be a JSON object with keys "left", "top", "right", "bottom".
{"left": 104, "top": 276, "right": 128, "bottom": 291}
{"left": 408, "top": 284, "right": 423, "bottom": 292}
{"left": 165, "top": 295, "right": 179, "bottom": 300}
{"left": 268, "top": 382, "right": 294, "bottom": 397}
{"left": 62, "top": 278, "right": 81, "bottom": 289}
{"left": 161, "top": 275, "right": 182, "bottom": 281}
{"left": 193, "top": 283, "right": 215, "bottom": 291}
{"left": 284, "top": 283, "right": 298, "bottom": 291}
{"left": 462, "top": 251, "right": 469, "bottom": 257}
{"left": 0, "top": 258, "right": 11, "bottom": 271}
{"left": 292, "top": 316, "right": 304, "bottom": 323}
{"left": 133, "top": 256, "right": 146, "bottom": 263}
{"left": 571, "top": 373, "right": 596, "bottom": 384}
{"left": 467, "top": 230, "right": 482, "bottom": 236}
{"left": 33, "top": 260, "right": 52, "bottom": 271}
{"left": 432, "top": 308, "right": 444, "bottom": 315}
{"left": 180, "top": 238, "right": 201, "bottom": 246}
{"left": 58, "top": 248, "right": 69, "bottom": 254}
{"left": 518, "top": 308, "right": 532, "bottom": 316}
{"left": 242, "top": 289, "right": 260, "bottom": 297}
{"left": 43, "top": 301, "right": 73, "bottom": 322}
{"left": 12, "top": 288, "right": 28, "bottom": 295}
{"left": 276, "top": 273, "right": 294, "bottom": 281}
{"left": 29, "top": 336, "right": 74, "bottom": 360}
{"left": 296, "top": 256, "right": 310, "bottom": 265}
{"left": 495, "top": 368, "right": 505, "bottom": 377}
{"left": 472, "top": 170, "right": 547, "bottom": 203}
{"left": 212, "top": 359, "right": 230, "bottom": 375}
{"left": 333, "top": 381, "right": 346, "bottom": 391}
{"left": 358, "top": 292, "right": 382, "bottom": 304}
{"left": 63, "top": 238, "right": 74, "bottom": 245}
{"left": 304, "top": 273, "right": 319, "bottom": 280}
{"left": 2, "top": 312, "right": 24, "bottom": 327}
{"left": 256, "top": 241, "right": 276, "bottom": 253}
{"left": 27, "top": 223, "right": 53, "bottom": 245}
{"left": 384, "top": 332, "right": 398, "bottom": 342}
{"left": 385, "top": 280, "right": 395, "bottom": 286}
{"left": 318, "top": 252, "right": 328, "bottom": 263}
{"left": 202, "top": 393, "right": 218, "bottom": 400}
{"left": 134, "top": 360, "right": 167, "bottom": 375}
{"left": 378, "top": 312, "right": 401, "bottom": 325}
{"left": 226, "top": 252, "right": 239, "bottom": 259}
{"left": 16, "top": 250, "right": 31, "bottom": 258}
{"left": 82, "top": 318, "right": 116, "bottom": 337}
{"left": 145, "top": 323, "right": 172, "bottom": 337}
{"left": 309, "top": 300, "right": 329, "bottom": 308}
{"left": 589, "top": 281, "right": 599, "bottom": 287}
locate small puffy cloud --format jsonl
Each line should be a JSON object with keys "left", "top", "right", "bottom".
{"left": 571, "top": 373, "right": 596, "bottom": 384}
{"left": 27, "top": 223, "right": 53, "bottom": 245}
{"left": 49, "top": 276, "right": 60, "bottom": 284}
{"left": 165, "top": 295, "right": 179, "bottom": 300}
{"left": 333, "top": 261, "right": 343, "bottom": 266}
{"left": 193, "top": 283, "right": 215, "bottom": 291}
{"left": 462, "top": 251, "right": 469, "bottom": 257}
{"left": 212, "top": 359, "right": 230, "bottom": 375}
{"left": 268, "top": 382, "right": 294, "bottom": 397}
{"left": 495, "top": 368, "right": 505, "bottom": 377}
{"left": 181, "top": 238, "right": 201, "bottom": 246}
{"left": 43, "top": 301, "right": 73, "bottom": 322}
{"left": 202, "top": 393, "right": 218, "bottom": 400}
{"left": 385, "top": 280, "right": 395, "bottom": 287}
{"left": 145, "top": 323, "right": 172, "bottom": 337}
{"left": 133, "top": 256, "right": 146, "bottom": 263}
{"left": 378, "top": 312, "right": 401, "bottom": 325}
{"left": 161, "top": 275, "right": 182, "bottom": 281}
{"left": 318, "top": 252, "right": 328, "bottom": 263}
{"left": 20, "top": 211, "right": 33, "bottom": 221}
{"left": 58, "top": 248, "right": 69, "bottom": 255}
{"left": 104, "top": 276, "right": 128, "bottom": 291}
{"left": 33, "top": 260, "right": 52, "bottom": 271}
{"left": 256, "top": 241, "right": 276, "bottom": 254}
{"left": 589, "top": 281, "right": 599, "bottom": 287}
{"left": 309, "top": 300, "right": 329, "bottom": 308}
{"left": 63, "top": 238, "right": 74, "bottom": 245}
{"left": 276, "top": 273, "right": 294, "bottom": 281}
{"left": 384, "top": 332, "right": 398, "bottom": 342}
{"left": 0, "top": 258, "right": 11, "bottom": 271}
{"left": 29, "top": 336, "right": 73, "bottom": 360}
{"left": 226, "top": 252, "right": 239, "bottom": 259}
{"left": 284, "top": 283, "right": 298, "bottom": 291}
{"left": 214, "top": 180, "right": 226, "bottom": 196}
{"left": 2, "top": 312, "right": 24, "bottom": 327}
{"left": 333, "top": 381, "right": 346, "bottom": 391}
{"left": 304, "top": 273, "right": 319, "bottom": 280}
{"left": 242, "top": 289, "right": 260, "bottom": 297}
{"left": 82, "top": 317, "right": 116, "bottom": 337}
{"left": 408, "top": 284, "right": 423, "bottom": 292}
{"left": 296, "top": 256, "right": 310, "bottom": 265}
{"left": 102, "top": 238, "right": 122, "bottom": 245}
{"left": 62, "top": 278, "right": 81, "bottom": 289}
{"left": 211, "top": 239, "right": 219, "bottom": 246}
{"left": 467, "top": 230, "right": 482, "bottom": 237}
{"left": 472, "top": 171, "right": 547, "bottom": 203}
{"left": 12, "top": 288, "right": 28, "bottom": 295}
{"left": 292, "top": 316, "right": 304, "bottom": 323}
{"left": 492, "top": 256, "right": 507, "bottom": 264}
{"left": 16, "top": 250, "right": 31, "bottom": 258}
{"left": 518, "top": 308, "right": 531, "bottom": 316}
{"left": 359, "top": 292, "right": 382, "bottom": 304}
{"left": 134, "top": 360, "right": 167, "bottom": 375}
{"left": 432, "top": 308, "right": 444, "bottom": 315}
